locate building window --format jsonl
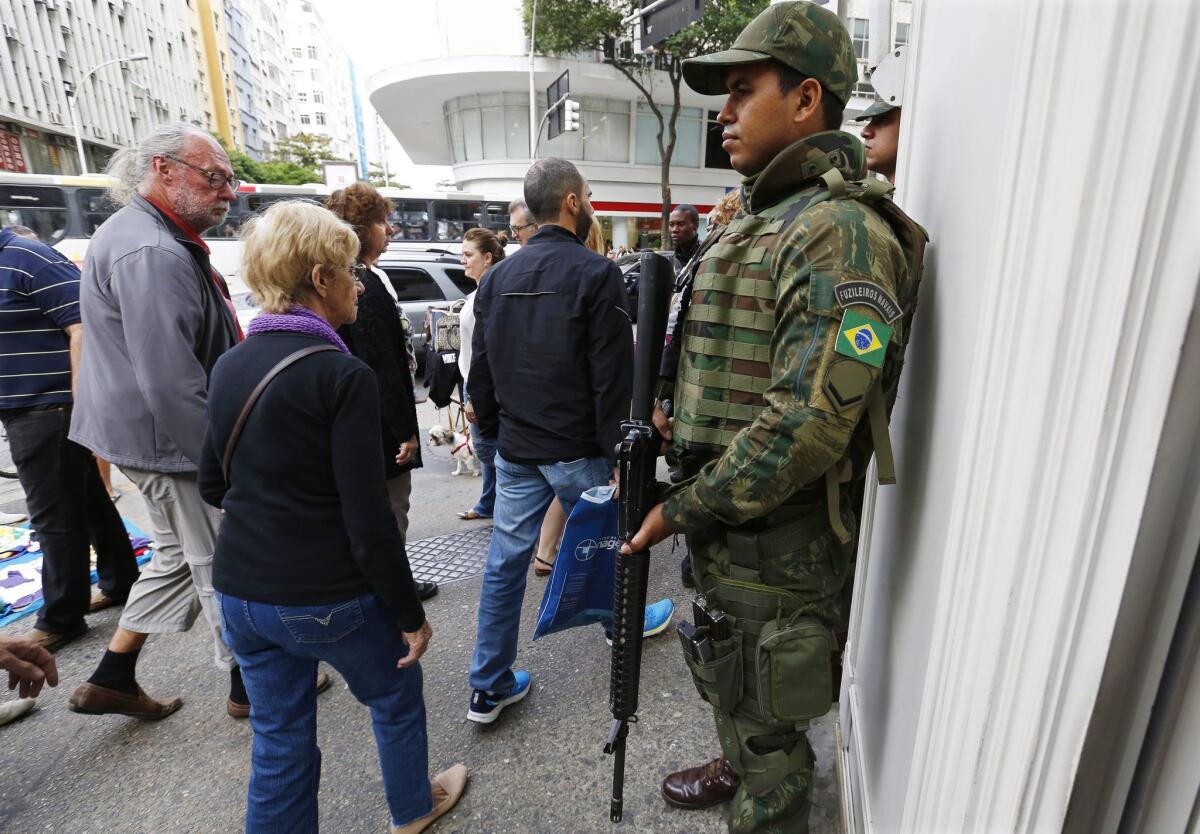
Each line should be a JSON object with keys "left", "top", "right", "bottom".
{"left": 895, "top": 22, "right": 910, "bottom": 46}
{"left": 850, "top": 18, "right": 873, "bottom": 97}
{"left": 315, "top": 112, "right": 326, "bottom": 125}
{"left": 850, "top": 18, "right": 869, "bottom": 59}
{"left": 580, "top": 97, "right": 630, "bottom": 163}
{"left": 306, "top": 45, "right": 318, "bottom": 59}
{"left": 291, "top": 47, "right": 301, "bottom": 58}
{"left": 300, "top": 114, "right": 311, "bottom": 125}
{"left": 444, "top": 93, "right": 533, "bottom": 163}
{"left": 298, "top": 92, "right": 308, "bottom": 102}
{"left": 313, "top": 91, "right": 323, "bottom": 104}
{"left": 635, "top": 103, "right": 701, "bottom": 168}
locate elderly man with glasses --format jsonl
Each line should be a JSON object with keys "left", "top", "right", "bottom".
{"left": 67, "top": 124, "right": 333, "bottom": 720}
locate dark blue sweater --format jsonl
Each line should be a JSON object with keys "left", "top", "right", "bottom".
{"left": 198, "top": 331, "right": 424, "bottom": 632}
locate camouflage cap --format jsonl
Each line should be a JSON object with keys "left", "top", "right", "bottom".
{"left": 854, "top": 97, "right": 897, "bottom": 121}
{"left": 682, "top": 1, "right": 858, "bottom": 104}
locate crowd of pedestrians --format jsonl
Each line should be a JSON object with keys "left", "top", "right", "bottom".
{"left": 0, "top": 5, "right": 920, "bottom": 833}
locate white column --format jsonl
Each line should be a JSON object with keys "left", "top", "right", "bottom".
{"left": 611, "top": 217, "right": 631, "bottom": 251}
{"left": 841, "top": 1, "right": 1200, "bottom": 832}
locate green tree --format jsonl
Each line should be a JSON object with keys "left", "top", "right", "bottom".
{"left": 525, "top": 0, "right": 767, "bottom": 236}
{"left": 271, "top": 132, "right": 337, "bottom": 169}
{"left": 258, "top": 161, "right": 322, "bottom": 186}
{"left": 367, "top": 162, "right": 409, "bottom": 190}
{"left": 218, "top": 138, "right": 266, "bottom": 184}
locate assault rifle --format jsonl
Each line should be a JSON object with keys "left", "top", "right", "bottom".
{"left": 605, "top": 252, "right": 674, "bottom": 822}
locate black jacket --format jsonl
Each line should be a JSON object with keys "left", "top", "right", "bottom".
{"left": 338, "top": 268, "right": 422, "bottom": 478}
{"left": 199, "top": 332, "right": 424, "bottom": 632}
{"left": 468, "top": 224, "right": 633, "bottom": 468}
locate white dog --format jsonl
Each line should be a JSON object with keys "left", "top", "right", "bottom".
{"left": 427, "top": 424, "right": 481, "bottom": 476}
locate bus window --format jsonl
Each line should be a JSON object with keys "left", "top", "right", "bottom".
{"left": 433, "top": 201, "right": 482, "bottom": 242}
{"left": 75, "top": 188, "right": 120, "bottom": 235}
{"left": 0, "top": 185, "right": 68, "bottom": 243}
{"left": 483, "top": 202, "right": 510, "bottom": 235}
{"left": 389, "top": 200, "right": 430, "bottom": 241}
{"left": 380, "top": 267, "right": 445, "bottom": 302}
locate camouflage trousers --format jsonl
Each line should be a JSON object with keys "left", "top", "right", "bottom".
{"left": 684, "top": 498, "right": 852, "bottom": 834}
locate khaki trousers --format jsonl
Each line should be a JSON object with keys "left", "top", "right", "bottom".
{"left": 117, "top": 467, "right": 234, "bottom": 671}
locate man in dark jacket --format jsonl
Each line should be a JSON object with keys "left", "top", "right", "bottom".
{"left": 464, "top": 158, "right": 633, "bottom": 723}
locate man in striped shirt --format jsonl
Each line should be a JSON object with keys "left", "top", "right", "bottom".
{"left": 0, "top": 226, "right": 139, "bottom": 651}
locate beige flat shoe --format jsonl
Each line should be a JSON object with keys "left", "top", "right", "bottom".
{"left": 391, "top": 764, "right": 469, "bottom": 834}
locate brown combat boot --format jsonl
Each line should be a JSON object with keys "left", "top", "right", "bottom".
{"left": 661, "top": 755, "right": 740, "bottom": 809}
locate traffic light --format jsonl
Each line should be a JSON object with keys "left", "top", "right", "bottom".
{"left": 563, "top": 98, "right": 581, "bottom": 132}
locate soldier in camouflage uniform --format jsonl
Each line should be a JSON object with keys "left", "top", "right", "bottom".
{"left": 625, "top": 4, "right": 927, "bottom": 832}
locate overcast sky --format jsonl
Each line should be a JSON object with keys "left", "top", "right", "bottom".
{"left": 310, "top": 0, "right": 526, "bottom": 187}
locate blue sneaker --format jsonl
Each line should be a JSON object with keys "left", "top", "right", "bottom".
{"left": 467, "top": 670, "right": 532, "bottom": 724}
{"left": 605, "top": 599, "right": 675, "bottom": 645}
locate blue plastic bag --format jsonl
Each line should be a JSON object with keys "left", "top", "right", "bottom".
{"left": 533, "top": 485, "right": 621, "bottom": 639}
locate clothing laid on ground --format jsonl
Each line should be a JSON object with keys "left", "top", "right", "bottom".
{"left": 1, "top": 405, "right": 138, "bottom": 634}
{"left": 338, "top": 267, "right": 422, "bottom": 480}
{"left": 69, "top": 193, "right": 239, "bottom": 473}
{"left": 199, "top": 330, "right": 425, "bottom": 632}
{"left": 467, "top": 224, "right": 633, "bottom": 468}
{"left": 0, "top": 229, "right": 79, "bottom": 407}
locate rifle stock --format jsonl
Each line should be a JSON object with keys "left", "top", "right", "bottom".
{"left": 605, "top": 252, "right": 673, "bottom": 822}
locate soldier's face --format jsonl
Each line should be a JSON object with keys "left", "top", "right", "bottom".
{"left": 861, "top": 108, "right": 901, "bottom": 181}
{"left": 716, "top": 64, "right": 813, "bottom": 177}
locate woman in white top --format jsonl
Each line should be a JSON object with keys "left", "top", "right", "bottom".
{"left": 457, "top": 228, "right": 506, "bottom": 521}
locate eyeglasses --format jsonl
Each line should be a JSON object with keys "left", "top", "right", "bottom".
{"left": 351, "top": 264, "right": 369, "bottom": 283}
{"left": 509, "top": 221, "right": 536, "bottom": 235}
{"left": 162, "top": 155, "right": 241, "bottom": 192}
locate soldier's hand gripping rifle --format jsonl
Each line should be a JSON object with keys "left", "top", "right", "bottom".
{"left": 605, "top": 252, "right": 673, "bottom": 823}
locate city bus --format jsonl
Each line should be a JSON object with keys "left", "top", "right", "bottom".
{"left": 0, "top": 172, "right": 514, "bottom": 282}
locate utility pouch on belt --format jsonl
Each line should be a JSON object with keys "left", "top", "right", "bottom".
{"left": 754, "top": 615, "right": 833, "bottom": 722}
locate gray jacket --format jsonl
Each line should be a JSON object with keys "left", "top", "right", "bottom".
{"left": 70, "top": 194, "right": 238, "bottom": 473}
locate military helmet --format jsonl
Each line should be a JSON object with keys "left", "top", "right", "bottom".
{"left": 854, "top": 44, "right": 908, "bottom": 121}
{"left": 682, "top": 1, "right": 858, "bottom": 105}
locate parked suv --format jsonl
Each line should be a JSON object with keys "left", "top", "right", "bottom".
{"left": 375, "top": 251, "right": 474, "bottom": 364}
{"left": 229, "top": 250, "right": 473, "bottom": 367}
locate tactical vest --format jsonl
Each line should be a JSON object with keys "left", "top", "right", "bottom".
{"left": 674, "top": 164, "right": 927, "bottom": 525}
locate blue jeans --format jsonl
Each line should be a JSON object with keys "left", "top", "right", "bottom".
{"left": 217, "top": 591, "right": 432, "bottom": 833}
{"left": 471, "top": 432, "right": 497, "bottom": 517}
{"left": 469, "top": 452, "right": 611, "bottom": 694}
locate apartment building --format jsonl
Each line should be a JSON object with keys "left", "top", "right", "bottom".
{"left": 188, "top": 0, "right": 241, "bottom": 149}
{"left": 224, "top": 0, "right": 292, "bottom": 160}
{"left": 285, "top": 0, "right": 361, "bottom": 166}
{"left": 0, "top": 0, "right": 208, "bottom": 174}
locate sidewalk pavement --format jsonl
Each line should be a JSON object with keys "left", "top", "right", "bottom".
{"left": 0, "top": 397, "right": 842, "bottom": 833}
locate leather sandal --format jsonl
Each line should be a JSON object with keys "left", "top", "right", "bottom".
{"left": 456, "top": 510, "right": 489, "bottom": 520}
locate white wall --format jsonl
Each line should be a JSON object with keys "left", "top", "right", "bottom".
{"left": 844, "top": 0, "right": 1200, "bottom": 831}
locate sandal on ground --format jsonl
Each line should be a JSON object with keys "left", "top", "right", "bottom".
{"left": 457, "top": 510, "right": 490, "bottom": 520}
{"left": 533, "top": 556, "right": 554, "bottom": 577}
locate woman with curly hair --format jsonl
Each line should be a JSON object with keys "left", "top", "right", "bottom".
{"left": 326, "top": 184, "right": 436, "bottom": 601}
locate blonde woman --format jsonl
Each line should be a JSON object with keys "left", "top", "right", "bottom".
{"left": 198, "top": 201, "right": 466, "bottom": 834}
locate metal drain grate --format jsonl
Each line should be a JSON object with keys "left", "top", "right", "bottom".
{"left": 406, "top": 526, "right": 493, "bottom": 584}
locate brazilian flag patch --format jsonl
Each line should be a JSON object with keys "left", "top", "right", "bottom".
{"left": 835, "top": 310, "right": 892, "bottom": 368}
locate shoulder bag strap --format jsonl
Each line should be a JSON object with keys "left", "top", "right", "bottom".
{"left": 221, "top": 344, "right": 340, "bottom": 484}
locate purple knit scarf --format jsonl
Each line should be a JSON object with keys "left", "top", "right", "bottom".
{"left": 246, "top": 304, "right": 349, "bottom": 354}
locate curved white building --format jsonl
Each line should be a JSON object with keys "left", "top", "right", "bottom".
{"left": 365, "top": 0, "right": 881, "bottom": 250}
